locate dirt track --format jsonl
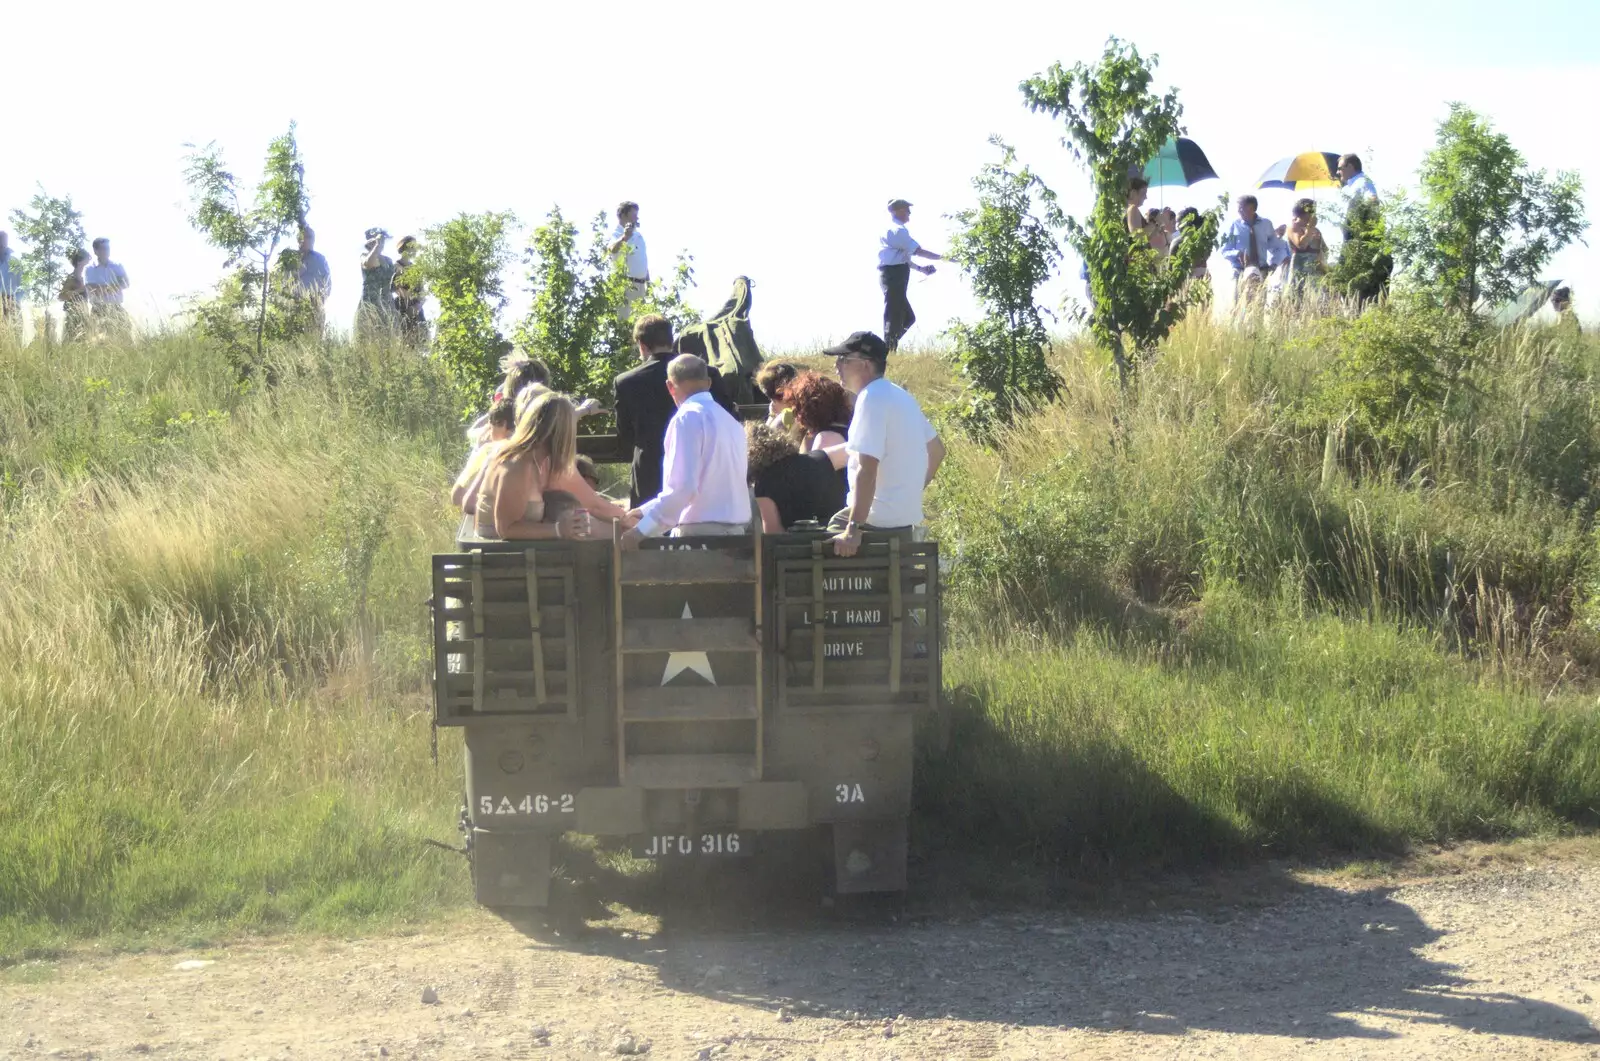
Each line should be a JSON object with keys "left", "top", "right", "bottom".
{"left": 4, "top": 852, "right": 1600, "bottom": 1061}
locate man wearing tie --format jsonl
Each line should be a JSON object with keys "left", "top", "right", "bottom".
{"left": 1221, "top": 196, "right": 1288, "bottom": 278}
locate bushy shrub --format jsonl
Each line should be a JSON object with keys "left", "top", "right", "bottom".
{"left": 1300, "top": 297, "right": 1481, "bottom": 468}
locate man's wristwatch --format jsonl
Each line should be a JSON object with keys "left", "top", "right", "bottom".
{"left": 843, "top": 521, "right": 860, "bottom": 535}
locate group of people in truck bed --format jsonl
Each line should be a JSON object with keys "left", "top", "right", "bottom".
{"left": 448, "top": 315, "right": 944, "bottom": 555}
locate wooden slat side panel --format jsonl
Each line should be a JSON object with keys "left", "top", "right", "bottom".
{"left": 772, "top": 543, "right": 940, "bottom": 710}
{"left": 436, "top": 603, "right": 573, "bottom": 624}
{"left": 444, "top": 672, "right": 572, "bottom": 694}
{"left": 440, "top": 572, "right": 575, "bottom": 594}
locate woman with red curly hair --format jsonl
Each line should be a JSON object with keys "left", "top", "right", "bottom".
{"left": 782, "top": 371, "right": 852, "bottom": 451}
{"left": 780, "top": 371, "right": 852, "bottom": 493}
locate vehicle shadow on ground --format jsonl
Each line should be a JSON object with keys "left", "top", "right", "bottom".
{"left": 492, "top": 736, "right": 1597, "bottom": 1047}
{"left": 501, "top": 850, "right": 1597, "bottom": 1046}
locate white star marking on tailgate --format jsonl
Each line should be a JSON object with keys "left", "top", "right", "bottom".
{"left": 660, "top": 602, "right": 716, "bottom": 685}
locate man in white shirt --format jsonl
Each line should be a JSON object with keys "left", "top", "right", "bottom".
{"left": 623, "top": 354, "right": 751, "bottom": 544}
{"left": 822, "top": 331, "right": 945, "bottom": 558}
{"left": 1220, "top": 197, "right": 1289, "bottom": 278}
{"left": 1338, "top": 154, "right": 1379, "bottom": 205}
{"left": 85, "top": 237, "right": 131, "bottom": 337}
{"left": 608, "top": 200, "right": 649, "bottom": 320}
{"left": 878, "top": 199, "right": 942, "bottom": 352}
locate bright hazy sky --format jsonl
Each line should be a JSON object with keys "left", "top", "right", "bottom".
{"left": 4, "top": 0, "right": 1595, "bottom": 349}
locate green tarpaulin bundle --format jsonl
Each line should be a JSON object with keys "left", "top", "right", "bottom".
{"left": 677, "top": 276, "right": 763, "bottom": 404}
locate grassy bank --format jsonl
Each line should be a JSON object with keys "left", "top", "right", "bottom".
{"left": 928, "top": 587, "right": 1600, "bottom": 870}
{"left": 0, "top": 334, "right": 471, "bottom": 956}
{"left": 3, "top": 312, "right": 1599, "bottom": 957}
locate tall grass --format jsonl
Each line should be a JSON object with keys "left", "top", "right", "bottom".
{"left": 910, "top": 307, "right": 1600, "bottom": 867}
{"left": 926, "top": 586, "right": 1600, "bottom": 869}
{"left": 2, "top": 311, "right": 1598, "bottom": 956}
{"left": 927, "top": 312, "right": 1600, "bottom": 654}
{"left": 0, "top": 332, "right": 470, "bottom": 956}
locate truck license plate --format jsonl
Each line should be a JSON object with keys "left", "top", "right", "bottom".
{"left": 634, "top": 832, "right": 747, "bottom": 858}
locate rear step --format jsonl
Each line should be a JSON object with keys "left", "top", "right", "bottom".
{"left": 623, "top": 686, "right": 758, "bottom": 722}
{"left": 624, "top": 753, "right": 758, "bottom": 788}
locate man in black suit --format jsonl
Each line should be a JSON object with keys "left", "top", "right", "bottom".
{"left": 614, "top": 314, "right": 738, "bottom": 506}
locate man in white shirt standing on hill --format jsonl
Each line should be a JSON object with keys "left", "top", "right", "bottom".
{"left": 1338, "top": 154, "right": 1379, "bottom": 205}
{"left": 85, "top": 237, "right": 131, "bottom": 338}
{"left": 609, "top": 200, "right": 649, "bottom": 320}
{"left": 823, "top": 331, "right": 945, "bottom": 558}
{"left": 623, "top": 354, "right": 750, "bottom": 544}
{"left": 878, "top": 199, "right": 942, "bottom": 352}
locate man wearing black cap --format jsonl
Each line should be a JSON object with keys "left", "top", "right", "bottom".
{"left": 821, "top": 331, "right": 944, "bottom": 557}
{"left": 879, "top": 199, "right": 942, "bottom": 352}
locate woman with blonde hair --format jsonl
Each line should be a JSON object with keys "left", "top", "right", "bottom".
{"left": 474, "top": 392, "right": 590, "bottom": 540}
{"left": 464, "top": 386, "right": 630, "bottom": 525}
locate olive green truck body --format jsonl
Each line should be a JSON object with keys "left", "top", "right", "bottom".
{"left": 431, "top": 469, "right": 941, "bottom": 905}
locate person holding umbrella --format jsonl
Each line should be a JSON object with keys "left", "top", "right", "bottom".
{"left": 1139, "top": 138, "right": 1218, "bottom": 265}
{"left": 878, "top": 198, "right": 942, "bottom": 352}
{"left": 1143, "top": 137, "right": 1220, "bottom": 193}
{"left": 1256, "top": 152, "right": 1343, "bottom": 193}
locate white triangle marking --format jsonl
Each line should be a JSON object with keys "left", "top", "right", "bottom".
{"left": 660, "top": 602, "right": 716, "bottom": 685}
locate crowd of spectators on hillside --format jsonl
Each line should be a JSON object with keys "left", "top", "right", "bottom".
{"left": 1, "top": 166, "right": 1580, "bottom": 559}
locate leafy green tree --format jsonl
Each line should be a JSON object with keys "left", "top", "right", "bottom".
{"left": 513, "top": 208, "right": 630, "bottom": 404}
{"left": 1391, "top": 103, "right": 1586, "bottom": 313}
{"left": 1021, "top": 39, "right": 1218, "bottom": 389}
{"left": 184, "top": 122, "right": 311, "bottom": 368}
{"left": 944, "top": 138, "right": 1064, "bottom": 430}
{"left": 416, "top": 211, "right": 518, "bottom": 409}
{"left": 1328, "top": 196, "right": 1393, "bottom": 305}
{"left": 638, "top": 251, "right": 701, "bottom": 335}
{"left": 7, "top": 187, "right": 86, "bottom": 344}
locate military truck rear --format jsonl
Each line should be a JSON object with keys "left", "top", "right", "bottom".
{"left": 430, "top": 422, "right": 940, "bottom": 906}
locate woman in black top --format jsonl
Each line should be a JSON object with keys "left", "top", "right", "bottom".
{"left": 746, "top": 422, "right": 846, "bottom": 531}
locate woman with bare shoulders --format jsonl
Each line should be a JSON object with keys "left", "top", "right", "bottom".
{"left": 1126, "top": 177, "right": 1152, "bottom": 243}
{"left": 1285, "top": 198, "right": 1328, "bottom": 290}
{"left": 475, "top": 392, "right": 590, "bottom": 541}
{"left": 784, "top": 371, "right": 852, "bottom": 453}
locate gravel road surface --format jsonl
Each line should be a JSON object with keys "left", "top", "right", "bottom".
{"left": 4, "top": 852, "right": 1598, "bottom": 1059}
